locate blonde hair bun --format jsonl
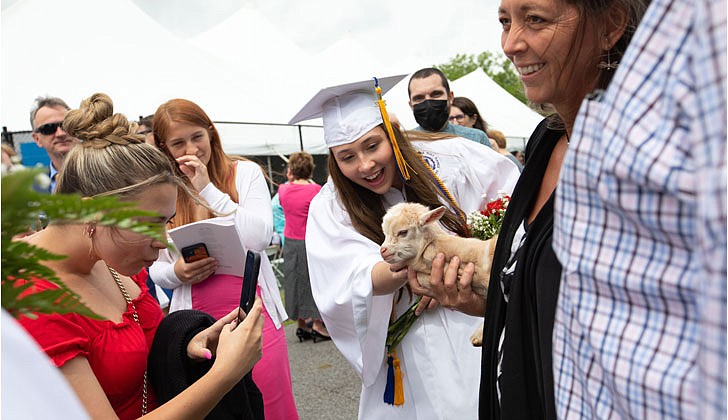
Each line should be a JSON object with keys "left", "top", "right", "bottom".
{"left": 63, "top": 93, "right": 142, "bottom": 147}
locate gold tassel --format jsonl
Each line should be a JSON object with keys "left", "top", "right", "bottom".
{"left": 375, "top": 84, "right": 411, "bottom": 181}
{"left": 392, "top": 350, "right": 404, "bottom": 405}
{"left": 419, "top": 154, "right": 467, "bottom": 223}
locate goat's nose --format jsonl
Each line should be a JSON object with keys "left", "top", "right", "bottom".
{"left": 380, "top": 246, "right": 387, "bottom": 256}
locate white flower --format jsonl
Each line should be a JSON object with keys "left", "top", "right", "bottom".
{"left": 34, "top": 172, "right": 51, "bottom": 191}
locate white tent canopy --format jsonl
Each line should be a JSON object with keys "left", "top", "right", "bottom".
{"left": 450, "top": 69, "right": 542, "bottom": 141}
{"left": 187, "top": 5, "right": 316, "bottom": 122}
{"left": 2, "top": 0, "right": 534, "bottom": 156}
{"left": 1, "top": 0, "right": 284, "bottom": 127}
{"left": 1, "top": 0, "right": 411, "bottom": 155}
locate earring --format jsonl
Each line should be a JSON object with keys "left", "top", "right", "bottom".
{"left": 85, "top": 223, "right": 97, "bottom": 258}
{"left": 84, "top": 223, "right": 96, "bottom": 238}
{"left": 597, "top": 37, "right": 618, "bottom": 71}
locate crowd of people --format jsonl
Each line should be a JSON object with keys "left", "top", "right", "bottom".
{"left": 3, "top": 0, "right": 725, "bottom": 418}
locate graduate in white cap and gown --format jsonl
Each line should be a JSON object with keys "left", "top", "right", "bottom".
{"left": 289, "top": 76, "right": 520, "bottom": 419}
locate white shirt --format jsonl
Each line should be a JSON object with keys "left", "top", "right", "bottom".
{"left": 2, "top": 310, "right": 90, "bottom": 419}
{"left": 150, "top": 160, "right": 287, "bottom": 327}
{"left": 306, "top": 138, "right": 520, "bottom": 419}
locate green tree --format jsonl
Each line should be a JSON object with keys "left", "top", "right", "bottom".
{"left": 436, "top": 51, "right": 527, "bottom": 104}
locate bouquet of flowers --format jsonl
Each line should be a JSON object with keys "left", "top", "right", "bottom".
{"left": 467, "top": 192, "right": 511, "bottom": 241}
{"left": 386, "top": 296, "right": 421, "bottom": 352}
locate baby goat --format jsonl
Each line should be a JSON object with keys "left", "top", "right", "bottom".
{"left": 380, "top": 203, "right": 497, "bottom": 346}
{"left": 380, "top": 202, "right": 496, "bottom": 298}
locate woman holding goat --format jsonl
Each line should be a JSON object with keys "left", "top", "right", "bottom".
{"left": 289, "top": 75, "right": 519, "bottom": 419}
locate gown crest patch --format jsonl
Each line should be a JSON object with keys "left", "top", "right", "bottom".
{"left": 418, "top": 151, "right": 440, "bottom": 173}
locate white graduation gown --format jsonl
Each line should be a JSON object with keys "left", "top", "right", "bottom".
{"left": 306, "top": 138, "right": 520, "bottom": 419}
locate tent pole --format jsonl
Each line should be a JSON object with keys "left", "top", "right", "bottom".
{"left": 298, "top": 125, "right": 303, "bottom": 151}
{"left": 266, "top": 156, "right": 274, "bottom": 195}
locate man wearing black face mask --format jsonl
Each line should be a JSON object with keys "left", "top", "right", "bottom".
{"left": 408, "top": 68, "right": 491, "bottom": 147}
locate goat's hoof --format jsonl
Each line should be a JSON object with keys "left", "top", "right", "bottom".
{"left": 470, "top": 324, "right": 484, "bottom": 347}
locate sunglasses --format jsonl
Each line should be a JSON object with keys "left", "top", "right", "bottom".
{"left": 34, "top": 121, "right": 63, "bottom": 135}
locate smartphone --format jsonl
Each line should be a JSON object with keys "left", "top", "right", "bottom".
{"left": 181, "top": 243, "right": 210, "bottom": 263}
{"left": 240, "top": 250, "right": 261, "bottom": 317}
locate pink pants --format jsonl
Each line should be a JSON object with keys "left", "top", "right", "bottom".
{"left": 252, "top": 288, "right": 299, "bottom": 419}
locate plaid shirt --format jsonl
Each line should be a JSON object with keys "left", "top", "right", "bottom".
{"left": 552, "top": 0, "right": 727, "bottom": 418}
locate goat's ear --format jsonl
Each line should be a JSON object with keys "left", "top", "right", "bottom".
{"left": 419, "top": 206, "right": 447, "bottom": 226}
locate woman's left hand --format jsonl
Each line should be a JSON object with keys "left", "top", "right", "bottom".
{"left": 176, "top": 155, "right": 211, "bottom": 192}
{"left": 187, "top": 307, "right": 241, "bottom": 360}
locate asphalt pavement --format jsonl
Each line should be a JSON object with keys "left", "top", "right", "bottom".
{"left": 284, "top": 323, "right": 361, "bottom": 420}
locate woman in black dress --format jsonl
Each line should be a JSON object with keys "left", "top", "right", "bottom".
{"left": 408, "top": 0, "right": 648, "bottom": 417}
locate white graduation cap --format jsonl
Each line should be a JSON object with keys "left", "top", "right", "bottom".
{"left": 288, "top": 75, "right": 407, "bottom": 149}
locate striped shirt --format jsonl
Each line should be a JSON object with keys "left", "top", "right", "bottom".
{"left": 552, "top": 0, "right": 727, "bottom": 418}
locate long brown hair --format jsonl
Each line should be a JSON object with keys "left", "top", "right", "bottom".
{"left": 328, "top": 123, "right": 469, "bottom": 244}
{"left": 532, "top": 0, "right": 648, "bottom": 124}
{"left": 452, "top": 97, "right": 488, "bottom": 132}
{"left": 153, "top": 99, "right": 245, "bottom": 227}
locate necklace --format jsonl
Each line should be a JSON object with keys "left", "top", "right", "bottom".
{"left": 107, "top": 265, "right": 148, "bottom": 416}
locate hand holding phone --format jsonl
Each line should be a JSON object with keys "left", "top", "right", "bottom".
{"left": 239, "top": 250, "right": 261, "bottom": 320}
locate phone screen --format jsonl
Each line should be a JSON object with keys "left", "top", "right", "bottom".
{"left": 181, "top": 243, "right": 209, "bottom": 263}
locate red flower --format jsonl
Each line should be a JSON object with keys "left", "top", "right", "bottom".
{"left": 484, "top": 195, "right": 509, "bottom": 215}
{"left": 468, "top": 193, "right": 511, "bottom": 241}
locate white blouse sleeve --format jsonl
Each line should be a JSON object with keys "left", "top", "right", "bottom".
{"left": 305, "top": 184, "right": 393, "bottom": 387}
{"left": 198, "top": 160, "right": 273, "bottom": 251}
{"left": 149, "top": 247, "right": 181, "bottom": 290}
{"left": 150, "top": 160, "right": 274, "bottom": 290}
{"left": 199, "top": 160, "right": 286, "bottom": 325}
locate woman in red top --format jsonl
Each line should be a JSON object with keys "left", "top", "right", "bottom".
{"left": 17, "top": 93, "right": 264, "bottom": 420}
{"left": 277, "top": 152, "right": 328, "bottom": 341}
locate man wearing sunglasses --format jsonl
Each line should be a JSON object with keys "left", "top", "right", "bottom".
{"left": 30, "top": 96, "right": 77, "bottom": 193}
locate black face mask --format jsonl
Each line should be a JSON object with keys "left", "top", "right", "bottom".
{"left": 413, "top": 99, "right": 449, "bottom": 131}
